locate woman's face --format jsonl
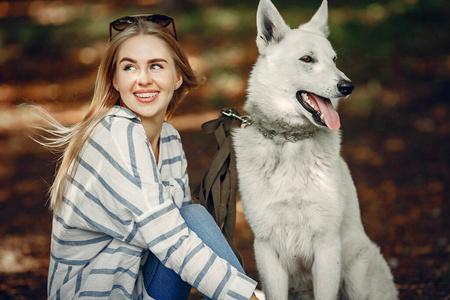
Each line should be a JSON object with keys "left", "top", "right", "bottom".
{"left": 113, "top": 34, "right": 182, "bottom": 122}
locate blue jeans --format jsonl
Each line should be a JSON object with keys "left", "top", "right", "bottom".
{"left": 143, "top": 204, "right": 245, "bottom": 300}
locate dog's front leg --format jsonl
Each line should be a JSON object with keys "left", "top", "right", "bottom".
{"left": 254, "top": 238, "right": 289, "bottom": 300}
{"left": 312, "top": 236, "right": 342, "bottom": 299}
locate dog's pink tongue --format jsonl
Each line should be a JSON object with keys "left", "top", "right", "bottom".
{"left": 310, "top": 94, "right": 341, "bottom": 130}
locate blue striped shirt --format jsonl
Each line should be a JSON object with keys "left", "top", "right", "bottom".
{"left": 47, "top": 106, "right": 257, "bottom": 299}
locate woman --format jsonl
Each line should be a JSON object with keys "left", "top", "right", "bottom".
{"left": 43, "top": 15, "right": 259, "bottom": 299}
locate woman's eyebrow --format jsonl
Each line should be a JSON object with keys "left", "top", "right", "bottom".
{"left": 119, "top": 57, "right": 168, "bottom": 64}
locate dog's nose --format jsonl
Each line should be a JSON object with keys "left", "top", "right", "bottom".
{"left": 337, "top": 80, "right": 354, "bottom": 96}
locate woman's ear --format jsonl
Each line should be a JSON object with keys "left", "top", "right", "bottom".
{"left": 112, "top": 76, "right": 119, "bottom": 91}
{"left": 175, "top": 74, "right": 183, "bottom": 90}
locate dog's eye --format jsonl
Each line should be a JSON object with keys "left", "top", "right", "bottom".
{"left": 333, "top": 56, "right": 337, "bottom": 63}
{"left": 300, "top": 56, "right": 313, "bottom": 63}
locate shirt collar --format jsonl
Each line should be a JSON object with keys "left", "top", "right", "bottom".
{"left": 107, "top": 105, "right": 140, "bottom": 121}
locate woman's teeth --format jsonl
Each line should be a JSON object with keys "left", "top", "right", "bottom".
{"left": 134, "top": 92, "right": 158, "bottom": 98}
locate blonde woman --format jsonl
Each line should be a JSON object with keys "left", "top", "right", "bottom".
{"left": 44, "top": 15, "right": 259, "bottom": 300}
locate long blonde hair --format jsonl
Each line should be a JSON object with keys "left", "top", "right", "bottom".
{"left": 40, "top": 20, "right": 203, "bottom": 214}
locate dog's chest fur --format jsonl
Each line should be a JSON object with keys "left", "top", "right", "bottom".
{"left": 233, "top": 126, "right": 345, "bottom": 270}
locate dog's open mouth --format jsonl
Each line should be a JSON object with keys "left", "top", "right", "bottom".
{"left": 296, "top": 91, "right": 341, "bottom": 130}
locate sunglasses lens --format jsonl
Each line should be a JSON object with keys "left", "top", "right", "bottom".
{"left": 148, "top": 15, "right": 172, "bottom": 27}
{"left": 111, "top": 17, "right": 135, "bottom": 31}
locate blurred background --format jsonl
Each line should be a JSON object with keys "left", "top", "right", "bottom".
{"left": 0, "top": 0, "right": 448, "bottom": 298}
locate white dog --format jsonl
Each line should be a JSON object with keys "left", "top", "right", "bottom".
{"left": 232, "top": 0, "right": 398, "bottom": 299}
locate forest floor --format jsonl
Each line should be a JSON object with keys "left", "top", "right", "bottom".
{"left": 0, "top": 0, "right": 448, "bottom": 299}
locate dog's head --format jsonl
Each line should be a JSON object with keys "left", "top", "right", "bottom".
{"left": 246, "top": 0, "right": 354, "bottom": 131}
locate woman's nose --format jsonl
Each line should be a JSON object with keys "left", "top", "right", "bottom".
{"left": 137, "top": 70, "right": 152, "bottom": 86}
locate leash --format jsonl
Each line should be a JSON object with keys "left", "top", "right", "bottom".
{"left": 194, "top": 108, "right": 247, "bottom": 267}
{"left": 220, "top": 108, "right": 253, "bottom": 127}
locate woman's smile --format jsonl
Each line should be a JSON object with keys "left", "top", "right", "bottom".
{"left": 134, "top": 89, "right": 160, "bottom": 103}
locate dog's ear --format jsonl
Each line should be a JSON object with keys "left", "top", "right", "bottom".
{"left": 256, "top": 0, "right": 290, "bottom": 54}
{"left": 299, "top": 0, "right": 329, "bottom": 37}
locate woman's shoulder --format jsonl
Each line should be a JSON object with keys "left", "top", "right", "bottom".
{"left": 162, "top": 121, "right": 179, "bottom": 135}
{"left": 161, "top": 121, "right": 182, "bottom": 144}
{"left": 93, "top": 106, "right": 181, "bottom": 144}
{"left": 104, "top": 106, "right": 140, "bottom": 125}
{"left": 91, "top": 106, "right": 145, "bottom": 143}
{"left": 102, "top": 106, "right": 142, "bottom": 130}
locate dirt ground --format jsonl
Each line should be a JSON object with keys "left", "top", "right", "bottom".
{"left": 0, "top": 0, "right": 449, "bottom": 299}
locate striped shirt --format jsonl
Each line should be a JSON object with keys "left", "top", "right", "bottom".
{"left": 47, "top": 106, "right": 257, "bottom": 299}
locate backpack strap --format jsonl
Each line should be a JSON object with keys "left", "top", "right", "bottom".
{"left": 194, "top": 108, "right": 244, "bottom": 267}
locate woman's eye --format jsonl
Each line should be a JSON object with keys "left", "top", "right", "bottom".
{"left": 300, "top": 56, "right": 313, "bottom": 63}
{"left": 124, "top": 65, "right": 136, "bottom": 71}
{"left": 150, "top": 64, "right": 163, "bottom": 70}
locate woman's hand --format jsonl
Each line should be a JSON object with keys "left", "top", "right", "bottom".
{"left": 250, "top": 294, "right": 259, "bottom": 300}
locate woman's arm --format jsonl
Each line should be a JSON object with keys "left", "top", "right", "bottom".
{"left": 102, "top": 118, "right": 257, "bottom": 299}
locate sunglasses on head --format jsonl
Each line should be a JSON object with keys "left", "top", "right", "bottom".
{"left": 109, "top": 14, "right": 177, "bottom": 41}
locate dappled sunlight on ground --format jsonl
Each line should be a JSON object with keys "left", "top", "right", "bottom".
{"left": 0, "top": 0, "right": 448, "bottom": 299}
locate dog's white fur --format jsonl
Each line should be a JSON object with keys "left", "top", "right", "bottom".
{"left": 233, "top": 1, "right": 398, "bottom": 299}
